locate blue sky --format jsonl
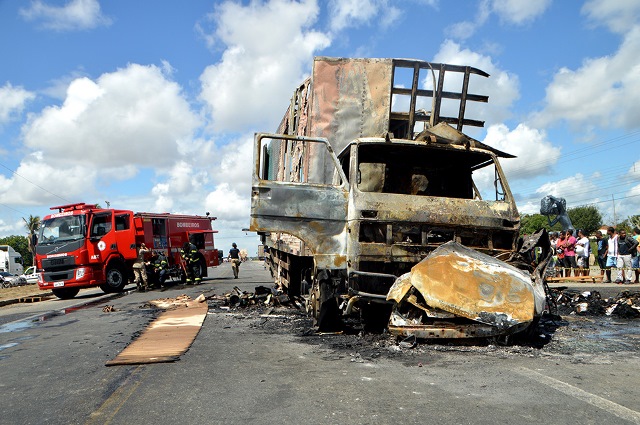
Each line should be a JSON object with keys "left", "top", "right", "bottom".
{"left": 1, "top": 0, "right": 640, "bottom": 249}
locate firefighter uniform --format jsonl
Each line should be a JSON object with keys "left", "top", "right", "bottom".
{"left": 133, "top": 243, "right": 150, "bottom": 291}
{"left": 154, "top": 253, "right": 169, "bottom": 287}
{"left": 181, "top": 242, "right": 201, "bottom": 284}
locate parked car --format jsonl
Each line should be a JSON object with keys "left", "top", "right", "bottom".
{"left": 0, "top": 271, "right": 27, "bottom": 287}
{"left": 21, "top": 266, "right": 39, "bottom": 285}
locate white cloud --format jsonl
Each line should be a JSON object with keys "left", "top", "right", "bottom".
{"left": 491, "top": 0, "right": 552, "bottom": 25}
{"left": 19, "top": 0, "right": 111, "bottom": 31}
{"left": 199, "top": 0, "right": 331, "bottom": 133}
{"left": 0, "top": 218, "right": 24, "bottom": 236}
{"left": 0, "top": 83, "right": 36, "bottom": 125}
{"left": 513, "top": 174, "right": 601, "bottom": 215}
{"left": 582, "top": 0, "right": 640, "bottom": 34}
{"left": 433, "top": 40, "right": 520, "bottom": 127}
{"left": 535, "top": 174, "right": 600, "bottom": 203}
{"left": 532, "top": 26, "right": 640, "bottom": 130}
{"left": 204, "top": 183, "right": 251, "bottom": 225}
{"left": 328, "top": 0, "right": 402, "bottom": 32}
{"left": 1, "top": 63, "right": 203, "bottom": 210}
{"left": 151, "top": 160, "right": 211, "bottom": 213}
{"left": 483, "top": 123, "right": 560, "bottom": 180}
{"left": 0, "top": 159, "right": 98, "bottom": 205}
{"left": 472, "top": 123, "right": 561, "bottom": 201}
{"left": 22, "top": 63, "right": 200, "bottom": 169}
{"left": 446, "top": 0, "right": 550, "bottom": 40}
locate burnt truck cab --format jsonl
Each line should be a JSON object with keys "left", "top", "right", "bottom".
{"left": 343, "top": 132, "right": 520, "bottom": 297}
{"left": 252, "top": 122, "right": 524, "bottom": 330}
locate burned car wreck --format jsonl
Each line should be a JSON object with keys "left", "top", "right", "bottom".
{"left": 387, "top": 231, "right": 552, "bottom": 339}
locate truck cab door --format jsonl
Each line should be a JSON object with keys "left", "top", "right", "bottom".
{"left": 251, "top": 133, "right": 349, "bottom": 269}
{"left": 87, "top": 212, "right": 116, "bottom": 264}
{"left": 114, "top": 213, "right": 136, "bottom": 260}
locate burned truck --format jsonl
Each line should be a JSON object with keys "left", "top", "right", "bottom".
{"left": 250, "top": 57, "right": 549, "bottom": 337}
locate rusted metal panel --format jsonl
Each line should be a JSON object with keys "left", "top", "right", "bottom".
{"left": 386, "top": 241, "right": 545, "bottom": 338}
{"left": 308, "top": 57, "right": 392, "bottom": 152}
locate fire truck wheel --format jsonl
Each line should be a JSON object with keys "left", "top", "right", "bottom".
{"left": 103, "top": 263, "right": 127, "bottom": 293}
{"left": 52, "top": 288, "right": 80, "bottom": 299}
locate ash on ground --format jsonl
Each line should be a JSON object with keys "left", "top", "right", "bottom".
{"left": 551, "top": 288, "right": 640, "bottom": 318}
{"left": 206, "top": 287, "right": 640, "bottom": 364}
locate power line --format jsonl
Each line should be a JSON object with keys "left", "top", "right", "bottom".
{"left": 0, "top": 202, "right": 29, "bottom": 216}
{"left": 0, "top": 162, "right": 70, "bottom": 203}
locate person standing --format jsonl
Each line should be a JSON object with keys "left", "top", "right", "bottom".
{"left": 133, "top": 243, "right": 150, "bottom": 291}
{"left": 617, "top": 230, "right": 638, "bottom": 283}
{"left": 228, "top": 242, "right": 241, "bottom": 279}
{"left": 556, "top": 231, "right": 566, "bottom": 277}
{"left": 154, "top": 252, "right": 169, "bottom": 287}
{"left": 575, "top": 229, "right": 591, "bottom": 276}
{"left": 595, "top": 230, "right": 608, "bottom": 281}
{"left": 605, "top": 227, "right": 618, "bottom": 283}
{"left": 562, "top": 229, "right": 577, "bottom": 278}
{"left": 181, "top": 241, "right": 201, "bottom": 284}
{"left": 633, "top": 228, "right": 640, "bottom": 283}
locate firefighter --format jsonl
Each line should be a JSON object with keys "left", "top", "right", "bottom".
{"left": 133, "top": 243, "right": 150, "bottom": 291}
{"left": 181, "top": 241, "right": 201, "bottom": 284}
{"left": 229, "top": 242, "right": 241, "bottom": 279}
{"left": 154, "top": 252, "right": 169, "bottom": 287}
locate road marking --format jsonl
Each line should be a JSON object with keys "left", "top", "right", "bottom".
{"left": 516, "top": 367, "right": 640, "bottom": 424}
{"left": 85, "top": 365, "right": 146, "bottom": 425}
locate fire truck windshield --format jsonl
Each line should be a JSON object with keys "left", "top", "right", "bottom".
{"left": 38, "top": 215, "right": 86, "bottom": 245}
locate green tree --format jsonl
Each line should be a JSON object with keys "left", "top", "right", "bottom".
{"left": 628, "top": 215, "right": 640, "bottom": 230}
{"left": 23, "top": 215, "right": 40, "bottom": 267}
{"left": 567, "top": 205, "right": 602, "bottom": 234}
{"left": 0, "top": 235, "right": 31, "bottom": 267}
{"left": 615, "top": 219, "right": 632, "bottom": 233}
{"left": 519, "top": 213, "right": 561, "bottom": 236}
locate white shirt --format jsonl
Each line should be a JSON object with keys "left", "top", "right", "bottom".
{"left": 576, "top": 236, "right": 590, "bottom": 257}
{"left": 607, "top": 234, "right": 618, "bottom": 257}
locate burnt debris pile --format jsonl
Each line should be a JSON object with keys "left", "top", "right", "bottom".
{"left": 551, "top": 289, "right": 640, "bottom": 318}
{"left": 207, "top": 286, "right": 305, "bottom": 310}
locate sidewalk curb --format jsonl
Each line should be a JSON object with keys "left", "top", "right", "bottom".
{"left": 0, "top": 291, "right": 54, "bottom": 308}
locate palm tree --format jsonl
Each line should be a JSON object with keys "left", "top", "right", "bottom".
{"left": 23, "top": 215, "right": 41, "bottom": 267}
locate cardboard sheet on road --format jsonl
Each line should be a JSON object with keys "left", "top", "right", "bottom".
{"left": 106, "top": 295, "right": 208, "bottom": 366}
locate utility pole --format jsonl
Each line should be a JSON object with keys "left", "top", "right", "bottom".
{"left": 612, "top": 194, "right": 616, "bottom": 226}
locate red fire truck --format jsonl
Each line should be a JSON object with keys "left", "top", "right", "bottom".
{"left": 36, "top": 203, "right": 219, "bottom": 299}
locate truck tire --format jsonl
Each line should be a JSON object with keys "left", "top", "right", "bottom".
{"left": 197, "top": 255, "right": 207, "bottom": 278}
{"left": 102, "top": 262, "right": 127, "bottom": 293}
{"left": 52, "top": 287, "right": 80, "bottom": 299}
{"left": 313, "top": 275, "right": 341, "bottom": 332}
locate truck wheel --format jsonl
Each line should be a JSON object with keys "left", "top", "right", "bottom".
{"left": 52, "top": 288, "right": 80, "bottom": 299}
{"left": 103, "top": 263, "right": 127, "bottom": 293}
{"left": 314, "top": 277, "right": 341, "bottom": 332}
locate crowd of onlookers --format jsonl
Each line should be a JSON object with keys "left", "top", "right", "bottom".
{"left": 549, "top": 227, "right": 640, "bottom": 283}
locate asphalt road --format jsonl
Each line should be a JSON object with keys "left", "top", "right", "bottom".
{"left": 1, "top": 261, "right": 640, "bottom": 425}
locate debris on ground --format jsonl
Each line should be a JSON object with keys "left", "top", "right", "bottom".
{"left": 551, "top": 289, "right": 640, "bottom": 318}
{"left": 102, "top": 305, "right": 115, "bottom": 313}
{"left": 207, "top": 285, "right": 305, "bottom": 309}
